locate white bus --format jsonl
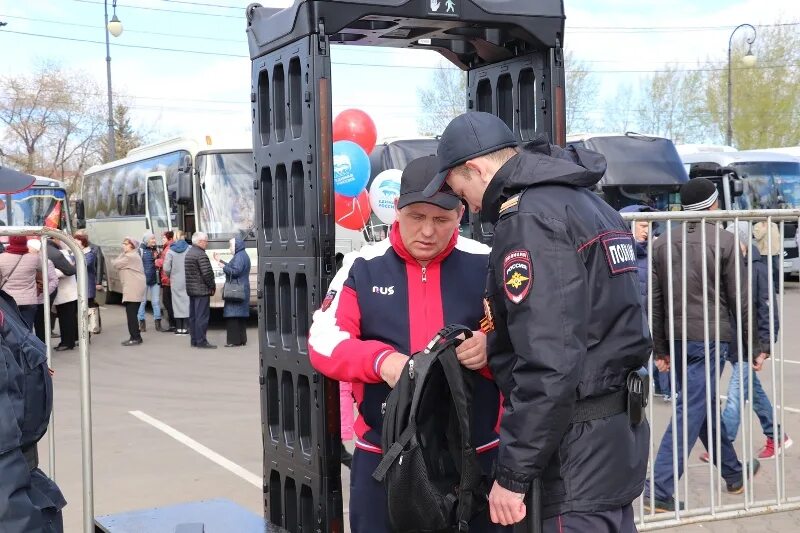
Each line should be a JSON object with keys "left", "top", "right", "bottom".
{"left": 79, "top": 137, "right": 256, "bottom": 307}
{"left": 680, "top": 150, "right": 800, "bottom": 276}
{"left": 0, "top": 175, "right": 72, "bottom": 234}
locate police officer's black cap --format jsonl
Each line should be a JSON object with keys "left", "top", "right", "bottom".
{"left": 398, "top": 155, "right": 461, "bottom": 210}
{"left": 422, "top": 112, "right": 519, "bottom": 198}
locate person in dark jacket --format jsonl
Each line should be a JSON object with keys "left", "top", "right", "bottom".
{"left": 215, "top": 237, "right": 250, "bottom": 347}
{"left": 716, "top": 228, "right": 790, "bottom": 459}
{"left": 137, "top": 232, "right": 164, "bottom": 332}
{"left": 184, "top": 232, "right": 216, "bottom": 349}
{"left": 0, "top": 290, "right": 66, "bottom": 532}
{"left": 309, "top": 156, "right": 506, "bottom": 533}
{"left": 43, "top": 239, "right": 75, "bottom": 339}
{"left": 648, "top": 178, "right": 755, "bottom": 512}
{"left": 424, "top": 113, "right": 651, "bottom": 531}
{"left": 620, "top": 204, "right": 672, "bottom": 400}
{"left": 75, "top": 229, "right": 105, "bottom": 293}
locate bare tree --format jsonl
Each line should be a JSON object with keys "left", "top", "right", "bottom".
{"left": 565, "top": 51, "right": 599, "bottom": 134}
{"left": 0, "top": 62, "right": 105, "bottom": 180}
{"left": 416, "top": 64, "right": 467, "bottom": 136}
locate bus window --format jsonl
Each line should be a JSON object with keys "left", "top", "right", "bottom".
{"left": 197, "top": 151, "right": 255, "bottom": 240}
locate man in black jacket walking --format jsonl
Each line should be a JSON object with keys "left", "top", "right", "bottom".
{"left": 424, "top": 112, "right": 651, "bottom": 531}
{"left": 184, "top": 232, "right": 216, "bottom": 349}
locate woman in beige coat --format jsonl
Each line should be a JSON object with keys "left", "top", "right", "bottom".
{"left": 112, "top": 237, "right": 146, "bottom": 346}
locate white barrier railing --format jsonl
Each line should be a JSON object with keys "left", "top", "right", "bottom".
{"left": 621, "top": 209, "right": 800, "bottom": 530}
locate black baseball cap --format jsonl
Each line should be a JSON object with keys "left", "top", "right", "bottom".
{"left": 423, "top": 112, "right": 518, "bottom": 197}
{"left": 397, "top": 155, "right": 461, "bottom": 210}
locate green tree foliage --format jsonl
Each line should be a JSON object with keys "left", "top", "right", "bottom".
{"left": 705, "top": 23, "right": 800, "bottom": 149}
{"left": 100, "top": 103, "right": 144, "bottom": 161}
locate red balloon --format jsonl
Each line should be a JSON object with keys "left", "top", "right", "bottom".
{"left": 335, "top": 190, "right": 372, "bottom": 231}
{"left": 333, "top": 109, "right": 377, "bottom": 154}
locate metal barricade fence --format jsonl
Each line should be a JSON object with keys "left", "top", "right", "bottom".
{"left": 620, "top": 209, "right": 800, "bottom": 530}
{"left": 0, "top": 227, "right": 94, "bottom": 533}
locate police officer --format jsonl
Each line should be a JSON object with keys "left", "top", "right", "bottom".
{"left": 423, "top": 112, "right": 651, "bottom": 532}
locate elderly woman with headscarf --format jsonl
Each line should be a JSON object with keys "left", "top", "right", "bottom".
{"left": 112, "top": 236, "right": 146, "bottom": 346}
{"left": 137, "top": 231, "right": 164, "bottom": 332}
{"left": 214, "top": 236, "right": 251, "bottom": 347}
{"left": 0, "top": 235, "right": 41, "bottom": 327}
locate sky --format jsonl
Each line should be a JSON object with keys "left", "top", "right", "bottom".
{"left": 0, "top": 0, "right": 798, "bottom": 148}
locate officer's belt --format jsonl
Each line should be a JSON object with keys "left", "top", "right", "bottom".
{"left": 571, "top": 390, "right": 627, "bottom": 424}
{"left": 22, "top": 443, "right": 39, "bottom": 471}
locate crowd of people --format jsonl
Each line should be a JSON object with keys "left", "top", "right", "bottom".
{"left": 0, "top": 229, "right": 252, "bottom": 350}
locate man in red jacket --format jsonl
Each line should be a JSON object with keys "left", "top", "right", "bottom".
{"left": 309, "top": 156, "right": 506, "bottom": 533}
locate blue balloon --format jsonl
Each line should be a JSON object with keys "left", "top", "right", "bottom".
{"left": 333, "top": 140, "right": 371, "bottom": 198}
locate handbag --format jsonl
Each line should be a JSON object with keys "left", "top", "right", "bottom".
{"left": 222, "top": 275, "right": 246, "bottom": 303}
{"left": 88, "top": 307, "right": 102, "bottom": 334}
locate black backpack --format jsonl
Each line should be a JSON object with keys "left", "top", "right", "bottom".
{"left": 372, "top": 325, "right": 487, "bottom": 532}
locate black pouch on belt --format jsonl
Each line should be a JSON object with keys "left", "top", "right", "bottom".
{"left": 626, "top": 367, "right": 649, "bottom": 426}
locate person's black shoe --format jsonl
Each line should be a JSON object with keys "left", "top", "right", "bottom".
{"left": 121, "top": 339, "right": 143, "bottom": 346}
{"left": 54, "top": 345, "right": 74, "bottom": 352}
{"left": 167, "top": 326, "right": 177, "bottom": 333}
{"left": 643, "top": 495, "right": 684, "bottom": 513}
{"left": 727, "top": 459, "right": 761, "bottom": 494}
{"left": 341, "top": 446, "right": 353, "bottom": 469}
{"left": 197, "top": 342, "right": 217, "bottom": 349}
{"left": 225, "top": 343, "right": 243, "bottom": 348}
{"left": 155, "top": 320, "right": 165, "bottom": 332}
{"left": 139, "top": 320, "right": 146, "bottom": 332}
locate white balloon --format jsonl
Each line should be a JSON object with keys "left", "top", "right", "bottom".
{"left": 369, "top": 169, "right": 402, "bottom": 225}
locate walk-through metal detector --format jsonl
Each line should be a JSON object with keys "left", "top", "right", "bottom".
{"left": 247, "top": 1, "right": 566, "bottom": 530}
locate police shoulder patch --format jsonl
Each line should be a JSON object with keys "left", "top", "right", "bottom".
{"left": 600, "top": 232, "right": 638, "bottom": 276}
{"left": 321, "top": 289, "right": 337, "bottom": 311}
{"left": 503, "top": 249, "right": 533, "bottom": 304}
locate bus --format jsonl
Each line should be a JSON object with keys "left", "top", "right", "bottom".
{"left": 680, "top": 150, "right": 800, "bottom": 276}
{"left": 0, "top": 175, "right": 72, "bottom": 234}
{"left": 79, "top": 137, "right": 256, "bottom": 307}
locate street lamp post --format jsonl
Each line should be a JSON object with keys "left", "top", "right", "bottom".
{"left": 104, "top": 0, "right": 123, "bottom": 161}
{"left": 726, "top": 23, "right": 757, "bottom": 147}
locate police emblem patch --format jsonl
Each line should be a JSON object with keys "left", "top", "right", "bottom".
{"left": 321, "top": 289, "right": 337, "bottom": 311}
{"left": 503, "top": 250, "right": 532, "bottom": 304}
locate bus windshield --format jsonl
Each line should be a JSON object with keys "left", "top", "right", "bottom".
{"left": 197, "top": 151, "right": 255, "bottom": 241}
{"left": 732, "top": 161, "right": 800, "bottom": 210}
{"left": 9, "top": 187, "right": 69, "bottom": 230}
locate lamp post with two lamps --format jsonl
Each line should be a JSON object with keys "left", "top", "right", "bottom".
{"left": 726, "top": 23, "right": 757, "bottom": 147}
{"left": 104, "top": 0, "right": 123, "bottom": 160}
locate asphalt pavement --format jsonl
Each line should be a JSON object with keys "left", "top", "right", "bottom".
{"left": 39, "top": 284, "right": 800, "bottom": 532}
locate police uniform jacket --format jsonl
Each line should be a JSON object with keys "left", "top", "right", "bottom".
{"left": 482, "top": 142, "right": 652, "bottom": 517}
{"left": 308, "top": 223, "right": 501, "bottom": 455}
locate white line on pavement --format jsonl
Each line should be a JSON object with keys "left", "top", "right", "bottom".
{"left": 129, "top": 410, "right": 261, "bottom": 488}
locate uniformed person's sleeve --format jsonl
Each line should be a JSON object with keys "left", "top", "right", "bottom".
{"left": 489, "top": 212, "right": 588, "bottom": 493}
{"left": 650, "top": 241, "right": 668, "bottom": 356}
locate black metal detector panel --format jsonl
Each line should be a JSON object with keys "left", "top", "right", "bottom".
{"left": 252, "top": 35, "right": 337, "bottom": 263}
{"left": 265, "top": 457, "right": 344, "bottom": 533}
{"left": 465, "top": 51, "right": 565, "bottom": 245}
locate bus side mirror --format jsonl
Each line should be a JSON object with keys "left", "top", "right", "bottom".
{"left": 177, "top": 155, "right": 193, "bottom": 205}
{"left": 731, "top": 180, "right": 744, "bottom": 198}
{"left": 75, "top": 199, "right": 86, "bottom": 228}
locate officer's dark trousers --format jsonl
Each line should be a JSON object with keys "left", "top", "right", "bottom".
{"left": 542, "top": 505, "right": 636, "bottom": 533}
{"left": 651, "top": 341, "right": 742, "bottom": 500}
{"left": 162, "top": 286, "right": 176, "bottom": 329}
{"left": 189, "top": 296, "right": 210, "bottom": 346}
{"left": 350, "top": 447, "right": 512, "bottom": 533}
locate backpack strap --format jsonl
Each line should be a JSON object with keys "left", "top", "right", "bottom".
{"left": 436, "top": 343, "right": 482, "bottom": 532}
{"left": 372, "top": 420, "right": 416, "bottom": 482}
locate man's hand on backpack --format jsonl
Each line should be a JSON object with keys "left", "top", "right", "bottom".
{"left": 488, "top": 481, "right": 526, "bottom": 525}
{"left": 456, "top": 330, "right": 487, "bottom": 370}
{"left": 380, "top": 352, "right": 409, "bottom": 388}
